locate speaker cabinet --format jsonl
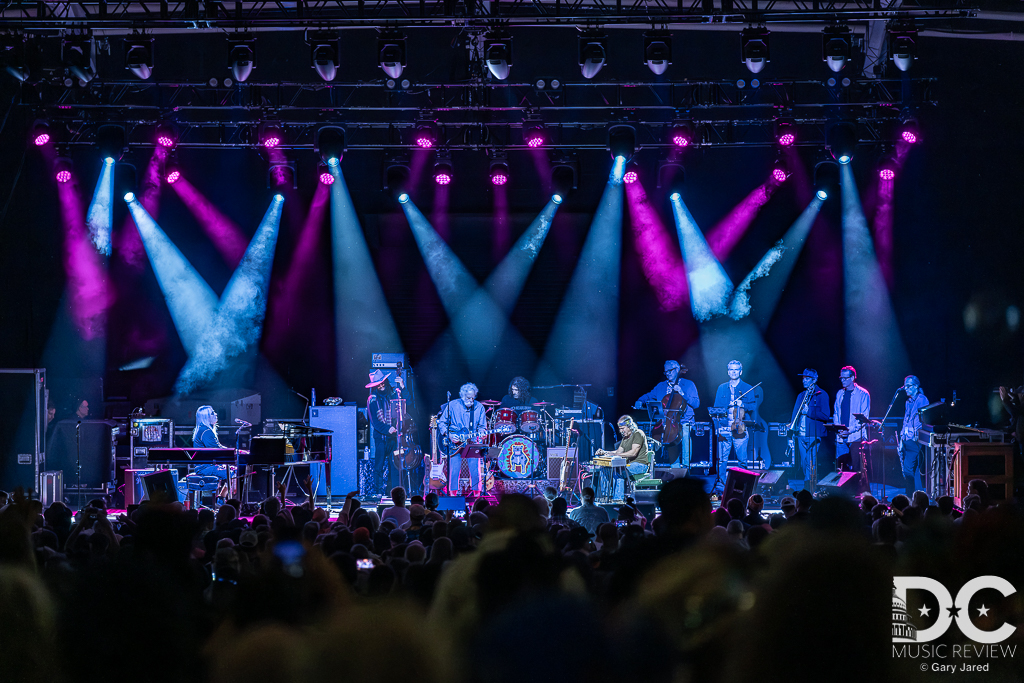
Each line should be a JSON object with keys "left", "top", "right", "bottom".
{"left": 954, "top": 442, "right": 1013, "bottom": 504}
{"left": 309, "top": 405, "right": 358, "bottom": 502}
{"left": 653, "top": 467, "right": 688, "bottom": 483}
{"left": 547, "top": 447, "right": 579, "bottom": 480}
{"left": 754, "top": 468, "right": 789, "bottom": 497}
{"left": 818, "top": 470, "right": 861, "bottom": 494}
{"left": 141, "top": 469, "right": 180, "bottom": 503}
{"left": 722, "top": 467, "right": 761, "bottom": 506}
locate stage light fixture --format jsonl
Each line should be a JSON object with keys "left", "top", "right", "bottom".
{"left": 623, "top": 166, "right": 639, "bottom": 184}
{"left": 378, "top": 30, "right": 407, "bottom": 79}
{"left": 414, "top": 123, "right": 437, "bottom": 149}
{"left": 889, "top": 22, "right": 917, "bottom": 72}
{"left": 827, "top": 122, "right": 857, "bottom": 164}
{"left": 814, "top": 160, "right": 840, "bottom": 200}
{"left": 878, "top": 153, "right": 897, "bottom": 181}
{"left": 63, "top": 34, "right": 96, "bottom": 84}
{"left": 552, "top": 193, "right": 563, "bottom": 204}
{"left": 657, "top": 159, "right": 685, "bottom": 192}
{"left": 96, "top": 124, "right": 126, "bottom": 163}
{"left": 318, "top": 163, "right": 335, "bottom": 185}
{"left": 899, "top": 119, "right": 920, "bottom": 145}
{"left": 670, "top": 122, "right": 693, "bottom": 148}
{"left": 776, "top": 121, "right": 796, "bottom": 147}
{"left": 308, "top": 32, "right": 339, "bottom": 82}
{"left": 261, "top": 124, "right": 283, "bottom": 149}
{"left": 31, "top": 122, "right": 50, "bottom": 146}
{"left": 227, "top": 35, "right": 256, "bottom": 83}
{"left": 54, "top": 155, "right": 73, "bottom": 183}
{"left": 164, "top": 152, "right": 181, "bottom": 184}
{"left": 155, "top": 122, "right": 178, "bottom": 149}
{"left": 2, "top": 34, "right": 30, "bottom": 82}
{"left": 166, "top": 168, "right": 181, "bottom": 184}
{"left": 124, "top": 192, "right": 135, "bottom": 203}
{"left": 551, "top": 158, "right": 578, "bottom": 197}
{"left": 484, "top": 30, "right": 513, "bottom": 80}
{"left": 384, "top": 158, "right": 411, "bottom": 198}
{"left": 125, "top": 36, "right": 154, "bottom": 80}
{"left": 643, "top": 30, "right": 671, "bottom": 76}
{"left": 669, "top": 191, "right": 681, "bottom": 202}
{"left": 315, "top": 125, "right": 346, "bottom": 165}
{"left": 398, "top": 193, "right": 410, "bottom": 204}
{"left": 740, "top": 26, "right": 770, "bottom": 74}
{"left": 607, "top": 124, "right": 636, "bottom": 162}
{"left": 771, "top": 158, "right": 789, "bottom": 183}
{"left": 489, "top": 159, "right": 510, "bottom": 186}
{"left": 433, "top": 153, "right": 454, "bottom": 186}
{"left": 822, "top": 25, "right": 852, "bottom": 73}
{"left": 578, "top": 30, "right": 608, "bottom": 80}
{"left": 524, "top": 122, "right": 547, "bottom": 148}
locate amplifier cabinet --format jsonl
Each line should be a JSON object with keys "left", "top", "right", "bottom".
{"left": 953, "top": 442, "right": 1014, "bottom": 504}
{"left": 547, "top": 447, "right": 580, "bottom": 480}
{"left": 309, "top": 405, "right": 358, "bottom": 503}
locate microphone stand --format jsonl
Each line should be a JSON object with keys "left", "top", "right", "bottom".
{"left": 445, "top": 391, "right": 453, "bottom": 496}
{"left": 878, "top": 389, "right": 904, "bottom": 503}
{"left": 76, "top": 420, "right": 82, "bottom": 509}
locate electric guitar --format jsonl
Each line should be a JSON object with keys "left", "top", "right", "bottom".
{"left": 559, "top": 418, "right": 575, "bottom": 492}
{"left": 428, "top": 416, "right": 447, "bottom": 490}
{"left": 440, "top": 426, "right": 504, "bottom": 455}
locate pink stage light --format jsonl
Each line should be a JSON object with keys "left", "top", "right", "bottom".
{"left": 772, "top": 167, "right": 788, "bottom": 183}
{"left": 879, "top": 168, "right": 895, "bottom": 181}
{"left": 166, "top": 170, "right": 181, "bottom": 184}
{"left": 490, "top": 172, "right": 508, "bottom": 186}
{"left": 56, "top": 169, "right": 72, "bottom": 183}
{"left": 623, "top": 170, "right": 639, "bottom": 184}
{"left": 320, "top": 171, "right": 335, "bottom": 185}
{"left": 34, "top": 132, "right": 50, "bottom": 146}
{"left": 526, "top": 133, "right": 544, "bottom": 148}
{"left": 901, "top": 130, "right": 918, "bottom": 144}
{"left": 263, "top": 135, "right": 281, "bottom": 149}
{"left": 434, "top": 172, "right": 451, "bottom": 185}
{"left": 671, "top": 133, "right": 690, "bottom": 148}
{"left": 157, "top": 135, "right": 175, "bottom": 148}
{"left": 778, "top": 132, "right": 796, "bottom": 147}
{"left": 415, "top": 135, "right": 434, "bottom": 149}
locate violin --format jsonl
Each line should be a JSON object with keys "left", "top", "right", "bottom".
{"left": 728, "top": 400, "right": 746, "bottom": 439}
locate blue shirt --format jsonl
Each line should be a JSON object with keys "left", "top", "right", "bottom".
{"left": 637, "top": 379, "right": 700, "bottom": 421}
{"left": 902, "top": 392, "right": 930, "bottom": 440}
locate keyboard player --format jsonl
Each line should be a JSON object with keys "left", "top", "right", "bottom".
{"left": 193, "top": 405, "right": 231, "bottom": 483}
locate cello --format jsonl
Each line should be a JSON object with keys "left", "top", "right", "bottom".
{"left": 653, "top": 385, "right": 688, "bottom": 445}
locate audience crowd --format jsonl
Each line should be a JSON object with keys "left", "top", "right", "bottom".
{"left": 1, "top": 478, "right": 1023, "bottom": 683}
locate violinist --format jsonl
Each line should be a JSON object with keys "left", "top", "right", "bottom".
{"left": 788, "top": 369, "right": 831, "bottom": 492}
{"left": 713, "top": 360, "right": 758, "bottom": 468}
{"left": 634, "top": 360, "right": 700, "bottom": 467}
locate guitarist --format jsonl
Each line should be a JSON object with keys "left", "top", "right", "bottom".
{"left": 366, "top": 369, "right": 404, "bottom": 497}
{"left": 437, "top": 382, "right": 488, "bottom": 495}
{"left": 634, "top": 360, "right": 700, "bottom": 467}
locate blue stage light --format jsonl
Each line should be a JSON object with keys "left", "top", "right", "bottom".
{"left": 816, "top": 189, "right": 828, "bottom": 200}
{"left": 670, "top": 192, "right": 681, "bottom": 202}
{"left": 398, "top": 193, "right": 410, "bottom": 204}
{"left": 552, "top": 194, "right": 563, "bottom": 204}
{"left": 123, "top": 191, "right": 135, "bottom": 202}
{"left": 274, "top": 193, "right": 284, "bottom": 202}
{"left": 328, "top": 157, "right": 340, "bottom": 167}
{"left": 104, "top": 157, "right": 115, "bottom": 165}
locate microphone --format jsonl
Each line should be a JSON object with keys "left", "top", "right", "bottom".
{"left": 291, "top": 389, "right": 310, "bottom": 402}
{"left": 235, "top": 418, "right": 252, "bottom": 426}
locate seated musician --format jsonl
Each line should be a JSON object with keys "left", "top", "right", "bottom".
{"left": 437, "top": 383, "right": 488, "bottom": 494}
{"left": 596, "top": 415, "right": 650, "bottom": 478}
{"left": 192, "top": 405, "right": 229, "bottom": 481}
{"left": 500, "top": 376, "right": 533, "bottom": 411}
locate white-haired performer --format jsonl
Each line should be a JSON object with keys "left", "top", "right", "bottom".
{"left": 192, "top": 405, "right": 228, "bottom": 481}
{"left": 437, "top": 383, "right": 488, "bottom": 495}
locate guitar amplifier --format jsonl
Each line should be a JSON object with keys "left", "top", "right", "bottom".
{"left": 547, "top": 447, "right": 580, "bottom": 480}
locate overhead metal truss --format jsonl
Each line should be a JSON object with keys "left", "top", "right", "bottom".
{"left": 27, "top": 75, "right": 933, "bottom": 150}
{"left": 0, "top": 0, "right": 983, "bottom": 31}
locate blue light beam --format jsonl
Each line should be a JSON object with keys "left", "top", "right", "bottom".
{"left": 841, "top": 164, "right": 910, "bottom": 391}
{"left": 670, "top": 193, "right": 734, "bottom": 322}
{"left": 124, "top": 196, "right": 219, "bottom": 357}
{"left": 176, "top": 195, "right": 285, "bottom": 394}
{"left": 330, "top": 165, "right": 403, "bottom": 390}
{"left": 537, "top": 166, "right": 623, "bottom": 390}
{"left": 87, "top": 158, "right": 115, "bottom": 255}
{"left": 485, "top": 198, "right": 560, "bottom": 313}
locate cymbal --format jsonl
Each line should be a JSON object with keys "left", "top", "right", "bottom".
{"left": 481, "top": 399, "right": 501, "bottom": 406}
{"left": 532, "top": 401, "right": 554, "bottom": 406}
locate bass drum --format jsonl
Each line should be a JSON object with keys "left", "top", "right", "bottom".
{"left": 496, "top": 435, "right": 541, "bottom": 479}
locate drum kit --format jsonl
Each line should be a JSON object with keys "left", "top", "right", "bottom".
{"left": 479, "top": 399, "right": 554, "bottom": 479}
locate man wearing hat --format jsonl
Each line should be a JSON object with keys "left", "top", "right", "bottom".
{"left": 366, "top": 369, "right": 405, "bottom": 497}
{"left": 789, "top": 369, "right": 832, "bottom": 491}
{"left": 634, "top": 360, "right": 700, "bottom": 467}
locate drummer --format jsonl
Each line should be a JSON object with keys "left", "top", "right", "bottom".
{"left": 500, "top": 376, "right": 533, "bottom": 410}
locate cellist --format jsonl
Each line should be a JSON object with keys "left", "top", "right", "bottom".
{"left": 713, "top": 360, "right": 759, "bottom": 469}
{"left": 634, "top": 361, "right": 700, "bottom": 467}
